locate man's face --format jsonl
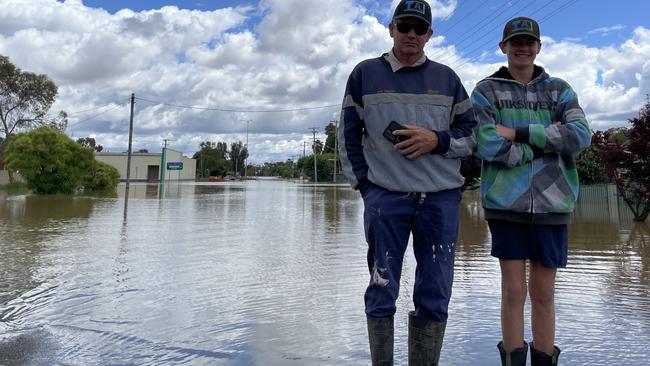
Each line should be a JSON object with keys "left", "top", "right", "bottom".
{"left": 389, "top": 17, "right": 432, "bottom": 58}
{"left": 499, "top": 35, "right": 541, "bottom": 69}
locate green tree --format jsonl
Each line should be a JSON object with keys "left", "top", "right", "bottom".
{"left": 229, "top": 141, "right": 248, "bottom": 176}
{"left": 77, "top": 137, "right": 104, "bottom": 152}
{"left": 0, "top": 55, "right": 67, "bottom": 180}
{"left": 83, "top": 160, "right": 119, "bottom": 191}
{"left": 313, "top": 139, "right": 324, "bottom": 155}
{"left": 216, "top": 141, "right": 228, "bottom": 157}
{"left": 593, "top": 101, "right": 650, "bottom": 221}
{"left": 274, "top": 159, "right": 297, "bottom": 178}
{"left": 576, "top": 141, "right": 608, "bottom": 185}
{"left": 298, "top": 152, "right": 334, "bottom": 182}
{"left": 193, "top": 141, "right": 228, "bottom": 177}
{"left": 324, "top": 122, "right": 336, "bottom": 153}
{"left": 5, "top": 126, "right": 94, "bottom": 194}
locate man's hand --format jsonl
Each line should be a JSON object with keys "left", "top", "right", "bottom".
{"left": 495, "top": 124, "right": 515, "bottom": 141}
{"left": 393, "top": 125, "right": 438, "bottom": 160}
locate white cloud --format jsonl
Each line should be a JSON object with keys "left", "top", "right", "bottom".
{"left": 0, "top": 0, "right": 648, "bottom": 163}
{"left": 587, "top": 25, "right": 626, "bottom": 35}
{"left": 388, "top": 0, "right": 456, "bottom": 22}
{"left": 545, "top": 27, "right": 650, "bottom": 126}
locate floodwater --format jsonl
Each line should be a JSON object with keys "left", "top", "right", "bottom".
{"left": 0, "top": 179, "right": 648, "bottom": 365}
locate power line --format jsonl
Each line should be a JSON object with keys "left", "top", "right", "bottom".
{"left": 538, "top": 0, "right": 579, "bottom": 23}
{"left": 431, "top": 0, "right": 468, "bottom": 29}
{"left": 134, "top": 96, "right": 340, "bottom": 113}
{"left": 430, "top": 0, "right": 523, "bottom": 62}
{"left": 67, "top": 103, "right": 124, "bottom": 127}
{"left": 448, "top": 0, "right": 578, "bottom": 72}
{"left": 66, "top": 102, "right": 125, "bottom": 116}
{"left": 440, "top": 0, "right": 535, "bottom": 63}
{"left": 434, "top": 0, "right": 490, "bottom": 34}
{"left": 438, "top": 0, "right": 541, "bottom": 66}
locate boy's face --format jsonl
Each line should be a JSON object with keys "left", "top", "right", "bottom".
{"left": 499, "top": 35, "right": 541, "bottom": 69}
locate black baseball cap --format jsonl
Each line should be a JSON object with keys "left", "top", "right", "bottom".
{"left": 392, "top": 0, "right": 432, "bottom": 26}
{"left": 502, "top": 16, "right": 540, "bottom": 42}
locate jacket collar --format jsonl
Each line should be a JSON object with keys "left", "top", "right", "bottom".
{"left": 487, "top": 65, "right": 546, "bottom": 84}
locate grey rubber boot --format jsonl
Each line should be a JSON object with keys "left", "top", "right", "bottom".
{"left": 407, "top": 311, "right": 446, "bottom": 366}
{"left": 530, "top": 343, "right": 561, "bottom": 366}
{"left": 497, "top": 341, "right": 528, "bottom": 366}
{"left": 367, "top": 315, "right": 394, "bottom": 366}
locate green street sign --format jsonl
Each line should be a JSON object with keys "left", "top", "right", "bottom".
{"left": 167, "top": 162, "right": 183, "bottom": 170}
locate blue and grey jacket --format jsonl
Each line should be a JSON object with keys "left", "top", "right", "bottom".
{"left": 472, "top": 66, "right": 592, "bottom": 224}
{"left": 338, "top": 54, "right": 477, "bottom": 193}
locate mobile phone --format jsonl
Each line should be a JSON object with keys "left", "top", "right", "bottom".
{"left": 383, "top": 121, "right": 409, "bottom": 144}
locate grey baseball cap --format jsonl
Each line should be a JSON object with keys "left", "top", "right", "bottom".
{"left": 502, "top": 16, "right": 540, "bottom": 42}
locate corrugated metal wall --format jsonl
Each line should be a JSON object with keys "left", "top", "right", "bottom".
{"left": 576, "top": 184, "right": 636, "bottom": 223}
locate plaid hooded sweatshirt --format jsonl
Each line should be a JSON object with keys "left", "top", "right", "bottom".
{"left": 471, "top": 66, "right": 591, "bottom": 224}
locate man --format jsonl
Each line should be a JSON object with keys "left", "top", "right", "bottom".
{"left": 338, "top": 1, "right": 476, "bottom": 364}
{"left": 472, "top": 17, "right": 591, "bottom": 366}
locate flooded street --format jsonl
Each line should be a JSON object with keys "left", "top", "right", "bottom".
{"left": 1, "top": 179, "right": 648, "bottom": 365}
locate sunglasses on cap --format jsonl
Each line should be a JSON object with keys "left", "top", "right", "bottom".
{"left": 395, "top": 20, "right": 429, "bottom": 36}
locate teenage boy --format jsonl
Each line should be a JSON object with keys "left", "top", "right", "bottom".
{"left": 471, "top": 16, "right": 591, "bottom": 366}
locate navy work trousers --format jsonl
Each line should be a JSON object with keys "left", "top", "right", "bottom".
{"left": 362, "top": 184, "right": 461, "bottom": 322}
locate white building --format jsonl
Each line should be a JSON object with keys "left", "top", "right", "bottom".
{"left": 95, "top": 148, "right": 196, "bottom": 182}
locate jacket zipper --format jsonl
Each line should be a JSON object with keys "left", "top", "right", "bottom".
{"left": 524, "top": 82, "right": 535, "bottom": 214}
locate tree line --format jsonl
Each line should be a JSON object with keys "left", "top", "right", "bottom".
{"left": 192, "top": 140, "right": 249, "bottom": 178}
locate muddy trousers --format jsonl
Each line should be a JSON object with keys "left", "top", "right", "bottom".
{"left": 362, "top": 185, "right": 461, "bottom": 321}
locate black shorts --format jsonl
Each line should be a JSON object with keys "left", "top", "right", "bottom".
{"left": 488, "top": 219, "right": 568, "bottom": 268}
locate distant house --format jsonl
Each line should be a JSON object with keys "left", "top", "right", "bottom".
{"left": 95, "top": 148, "right": 196, "bottom": 182}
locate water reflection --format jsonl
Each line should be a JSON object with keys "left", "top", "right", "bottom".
{"left": 0, "top": 195, "right": 95, "bottom": 306}
{"left": 0, "top": 181, "right": 648, "bottom": 365}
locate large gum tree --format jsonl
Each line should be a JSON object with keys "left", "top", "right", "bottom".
{"left": 0, "top": 55, "right": 66, "bottom": 179}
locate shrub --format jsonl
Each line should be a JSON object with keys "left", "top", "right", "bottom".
{"left": 83, "top": 160, "right": 119, "bottom": 191}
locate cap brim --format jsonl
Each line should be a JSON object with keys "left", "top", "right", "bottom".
{"left": 502, "top": 32, "right": 540, "bottom": 42}
{"left": 393, "top": 14, "right": 431, "bottom": 26}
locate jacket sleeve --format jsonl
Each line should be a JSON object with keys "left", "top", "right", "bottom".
{"left": 432, "top": 73, "right": 478, "bottom": 158}
{"left": 515, "top": 82, "right": 592, "bottom": 154}
{"left": 338, "top": 66, "right": 369, "bottom": 191}
{"left": 471, "top": 87, "right": 535, "bottom": 167}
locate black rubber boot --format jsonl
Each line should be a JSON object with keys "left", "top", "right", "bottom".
{"left": 497, "top": 341, "right": 528, "bottom": 366}
{"left": 407, "top": 311, "right": 446, "bottom": 366}
{"left": 367, "top": 315, "right": 394, "bottom": 366}
{"left": 530, "top": 343, "right": 561, "bottom": 366}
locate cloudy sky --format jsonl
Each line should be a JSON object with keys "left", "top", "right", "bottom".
{"left": 1, "top": 0, "right": 648, "bottom": 163}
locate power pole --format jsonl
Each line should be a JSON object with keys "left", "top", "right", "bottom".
{"left": 159, "top": 139, "right": 168, "bottom": 182}
{"left": 309, "top": 127, "right": 318, "bottom": 183}
{"left": 243, "top": 119, "right": 251, "bottom": 178}
{"left": 303, "top": 141, "right": 309, "bottom": 157}
{"left": 125, "top": 93, "right": 135, "bottom": 194}
{"left": 332, "top": 119, "right": 338, "bottom": 183}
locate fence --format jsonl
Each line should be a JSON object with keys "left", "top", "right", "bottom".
{"left": 576, "top": 184, "right": 636, "bottom": 223}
